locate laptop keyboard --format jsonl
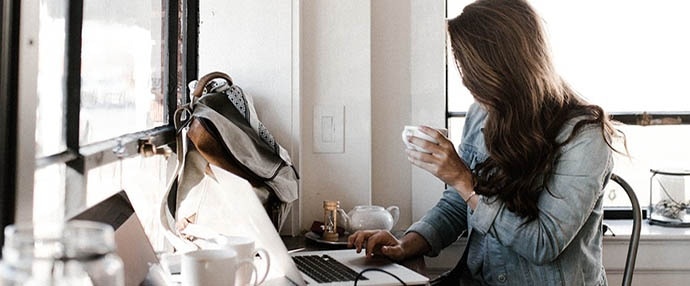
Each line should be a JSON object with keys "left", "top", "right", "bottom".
{"left": 292, "top": 254, "right": 369, "bottom": 283}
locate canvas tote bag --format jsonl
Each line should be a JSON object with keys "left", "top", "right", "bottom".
{"left": 159, "top": 71, "right": 299, "bottom": 243}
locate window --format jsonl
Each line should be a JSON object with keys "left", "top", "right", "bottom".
{"left": 1, "top": 0, "right": 21, "bottom": 248}
{"left": 446, "top": 1, "right": 690, "bottom": 211}
{"left": 17, "top": 0, "right": 198, "bottom": 250}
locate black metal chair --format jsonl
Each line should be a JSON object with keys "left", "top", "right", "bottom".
{"left": 609, "top": 173, "right": 642, "bottom": 286}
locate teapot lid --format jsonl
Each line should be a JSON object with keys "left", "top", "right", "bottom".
{"left": 353, "top": 205, "right": 384, "bottom": 210}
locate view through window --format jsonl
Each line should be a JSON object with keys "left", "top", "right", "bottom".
{"left": 446, "top": 0, "right": 690, "bottom": 209}
{"left": 33, "top": 0, "right": 178, "bottom": 250}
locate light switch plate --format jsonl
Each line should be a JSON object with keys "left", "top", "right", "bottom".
{"left": 313, "top": 105, "right": 344, "bottom": 153}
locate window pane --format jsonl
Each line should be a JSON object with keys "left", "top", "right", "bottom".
{"left": 607, "top": 125, "right": 690, "bottom": 208}
{"left": 80, "top": 0, "right": 165, "bottom": 145}
{"left": 33, "top": 164, "right": 67, "bottom": 224}
{"left": 447, "top": 0, "right": 475, "bottom": 113}
{"left": 449, "top": 118, "right": 690, "bottom": 208}
{"left": 447, "top": 45, "right": 474, "bottom": 113}
{"left": 36, "top": 0, "right": 67, "bottom": 157}
{"left": 531, "top": 0, "right": 690, "bottom": 112}
{"left": 446, "top": 1, "right": 690, "bottom": 211}
{"left": 447, "top": 1, "right": 690, "bottom": 113}
{"left": 86, "top": 155, "right": 171, "bottom": 251}
{"left": 447, "top": 117, "right": 466, "bottom": 147}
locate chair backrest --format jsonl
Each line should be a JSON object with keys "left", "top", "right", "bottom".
{"left": 609, "top": 173, "right": 641, "bottom": 286}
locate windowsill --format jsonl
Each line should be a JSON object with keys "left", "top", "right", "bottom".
{"left": 603, "top": 219, "right": 690, "bottom": 240}
{"left": 425, "top": 219, "right": 690, "bottom": 284}
{"left": 602, "top": 219, "right": 690, "bottom": 285}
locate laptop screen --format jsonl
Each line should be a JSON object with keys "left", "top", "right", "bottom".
{"left": 69, "top": 190, "right": 159, "bottom": 286}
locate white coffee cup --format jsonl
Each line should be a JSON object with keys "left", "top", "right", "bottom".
{"left": 181, "top": 249, "right": 257, "bottom": 286}
{"left": 402, "top": 125, "right": 448, "bottom": 153}
{"left": 209, "top": 235, "right": 271, "bottom": 285}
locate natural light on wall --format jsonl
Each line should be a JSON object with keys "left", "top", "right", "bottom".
{"left": 446, "top": 0, "right": 690, "bottom": 208}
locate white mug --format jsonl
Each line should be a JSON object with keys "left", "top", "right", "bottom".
{"left": 402, "top": 125, "right": 448, "bottom": 153}
{"left": 181, "top": 249, "right": 257, "bottom": 286}
{"left": 210, "top": 235, "right": 271, "bottom": 285}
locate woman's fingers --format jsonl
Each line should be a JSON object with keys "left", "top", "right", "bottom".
{"left": 418, "top": 125, "right": 447, "bottom": 141}
{"left": 348, "top": 230, "right": 377, "bottom": 253}
{"left": 405, "top": 134, "right": 471, "bottom": 188}
{"left": 405, "top": 128, "right": 452, "bottom": 157}
{"left": 347, "top": 230, "right": 400, "bottom": 258}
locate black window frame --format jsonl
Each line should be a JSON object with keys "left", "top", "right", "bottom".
{"left": 0, "top": 0, "right": 21, "bottom": 252}
{"left": 448, "top": 112, "right": 690, "bottom": 126}
{"left": 0, "top": 0, "right": 200, "bottom": 251}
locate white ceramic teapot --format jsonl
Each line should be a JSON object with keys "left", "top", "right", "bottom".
{"left": 338, "top": 205, "right": 400, "bottom": 233}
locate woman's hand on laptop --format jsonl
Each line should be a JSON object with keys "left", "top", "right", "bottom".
{"left": 348, "top": 230, "right": 432, "bottom": 262}
{"left": 348, "top": 230, "right": 406, "bottom": 260}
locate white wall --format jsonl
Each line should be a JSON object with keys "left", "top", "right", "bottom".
{"left": 301, "top": 0, "right": 447, "bottom": 231}
{"left": 198, "top": 0, "right": 295, "bottom": 154}
{"left": 199, "top": 0, "right": 447, "bottom": 234}
{"left": 371, "top": 0, "right": 447, "bottom": 226}
{"left": 198, "top": 0, "right": 300, "bottom": 233}
{"left": 407, "top": 0, "right": 447, "bottom": 221}
{"left": 371, "top": 0, "right": 413, "bottom": 226}
{"left": 300, "top": 0, "right": 373, "bottom": 232}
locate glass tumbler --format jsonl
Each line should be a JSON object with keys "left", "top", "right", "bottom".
{"left": 0, "top": 220, "right": 124, "bottom": 286}
{"left": 649, "top": 168, "right": 690, "bottom": 227}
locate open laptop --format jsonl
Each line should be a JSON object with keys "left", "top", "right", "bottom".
{"left": 69, "top": 190, "right": 168, "bottom": 286}
{"left": 175, "top": 164, "right": 429, "bottom": 286}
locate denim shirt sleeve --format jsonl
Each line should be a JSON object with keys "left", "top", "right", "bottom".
{"left": 405, "top": 103, "right": 486, "bottom": 257}
{"left": 469, "top": 124, "right": 613, "bottom": 265}
{"left": 406, "top": 188, "right": 468, "bottom": 257}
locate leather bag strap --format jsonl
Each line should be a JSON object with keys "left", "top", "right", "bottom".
{"left": 191, "top": 71, "right": 233, "bottom": 98}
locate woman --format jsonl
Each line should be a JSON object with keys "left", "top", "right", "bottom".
{"left": 348, "top": 0, "right": 622, "bottom": 285}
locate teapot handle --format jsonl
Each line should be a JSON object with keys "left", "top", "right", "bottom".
{"left": 386, "top": 206, "right": 400, "bottom": 228}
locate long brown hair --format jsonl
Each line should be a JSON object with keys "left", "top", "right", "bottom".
{"left": 448, "top": 0, "right": 621, "bottom": 220}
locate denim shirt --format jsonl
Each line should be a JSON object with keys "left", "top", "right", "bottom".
{"left": 407, "top": 103, "right": 613, "bottom": 286}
